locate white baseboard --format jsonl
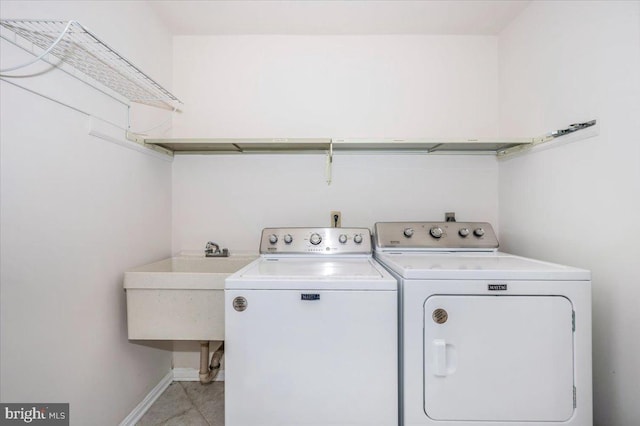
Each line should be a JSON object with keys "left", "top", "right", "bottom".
{"left": 172, "top": 367, "right": 225, "bottom": 382}
{"left": 120, "top": 367, "right": 225, "bottom": 425}
{"left": 119, "top": 371, "right": 173, "bottom": 426}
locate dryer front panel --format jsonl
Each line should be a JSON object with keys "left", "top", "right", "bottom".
{"left": 423, "top": 295, "right": 574, "bottom": 422}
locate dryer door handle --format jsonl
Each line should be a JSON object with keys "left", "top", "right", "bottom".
{"left": 433, "top": 339, "right": 447, "bottom": 376}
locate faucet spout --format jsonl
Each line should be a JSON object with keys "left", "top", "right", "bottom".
{"left": 205, "top": 241, "right": 229, "bottom": 257}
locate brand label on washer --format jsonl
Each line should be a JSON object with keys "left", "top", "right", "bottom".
{"left": 488, "top": 284, "right": 508, "bottom": 291}
{"left": 301, "top": 294, "right": 320, "bottom": 301}
{"left": 432, "top": 308, "right": 448, "bottom": 324}
{"left": 233, "top": 296, "right": 247, "bottom": 311}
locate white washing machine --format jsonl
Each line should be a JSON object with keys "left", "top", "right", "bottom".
{"left": 373, "top": 222, "right": 592, "bottom": 426}
{"left": 225, "top": 227, "right": 398, "bottom": 426}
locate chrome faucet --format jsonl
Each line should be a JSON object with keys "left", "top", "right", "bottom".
{"left": 205, "top": 241, "right": 229, "bottom": 257}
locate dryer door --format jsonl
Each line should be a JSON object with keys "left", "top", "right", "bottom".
{"left": 424, "top": 295, "right": 574, "bottom": 422}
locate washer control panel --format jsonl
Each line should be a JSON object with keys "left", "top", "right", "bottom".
{"left": 374, "top": 222, "right": 498, "bottom": 250}
{"left": 260, "top": 227, "right": 372, "bottom": 254}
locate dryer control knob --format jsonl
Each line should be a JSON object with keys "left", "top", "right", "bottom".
{"left": 338, "top": 234, "right": 348, "bottom": 244}
{"left": 474, "top": 228, "right": 485, "bottom": 237}
{"left": 403, "top": 228, "right": 414, "bottom": 238}
{"left": 353, "top": 234, "right": 364, "bottom": 244}
{"left": 459, "top": 228, "right": 470, "bottom": 238}
{"left": 310, "top": 233, "right": 322, "bottom": 245}
{"left": 283, "top": 234, "right": 293, "bottom": 244}
{"left": 430, "top": 227, "right": 444, "bottom": 239}
{"left": 268, "top": 234, "right": 278, "bottom": 244}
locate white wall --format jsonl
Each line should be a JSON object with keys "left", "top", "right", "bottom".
{"left": 172, "top": 154, "right": 499, "bottom": 252}
{"left": 172, "top": 35, "right": 499, "bottom": 138}
{"left": 0, "top": 2, "right": 174, "bottom": 424}
{"left": 498, "top": 2, "right": 640, "bottom": 425}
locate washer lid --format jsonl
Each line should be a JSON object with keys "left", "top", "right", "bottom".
{"left": 226, "top": 257, "right": 396, "bottom": 290}
{"left": 375, "top": 252, "right": 590, "bottom": 280}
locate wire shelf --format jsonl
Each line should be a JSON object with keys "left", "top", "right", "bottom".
{"left": 0, "top": 19, "right": 180, "bottom": 110}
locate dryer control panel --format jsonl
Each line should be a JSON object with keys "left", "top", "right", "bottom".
{"left": 260, "top": 227, "right": 372, "bottom": 254}
{"left": 374, "top": 222, "right": 498, "bottom": 250}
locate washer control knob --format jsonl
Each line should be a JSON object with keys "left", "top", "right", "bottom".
{"left": 338, "top": 234, "right": 348, "bottom": 244}
{"left": 459, "top": 228, "right": 470, "bottom": 238}
{"left": 268, "top": 234, "right": 278, "bottom": 244}
{"left": 403, "top": 228, "right": 414, "bottom": 238}
{"left": 310, "top": 233, "right": 322, "bottom": 245}
{"left": 283, "top": 234, "right": 293, "bottom": 244}
{"left": 474, "top": 228, "right": 485, "bottom": 237}
{"left": 430, "top": 227, "right": 444, "bottom": 239}
{"left": 353, "top": 234, "right": 364, "bottom": 244}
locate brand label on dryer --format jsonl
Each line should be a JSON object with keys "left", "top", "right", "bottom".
{"left": 301, "top": 294, "right": 320, "bottom": 301}
{"left": 488, "top": 284, "right": 508, "bottom": 291}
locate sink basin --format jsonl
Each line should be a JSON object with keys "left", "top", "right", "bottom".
{"left": 124, "top": 255, "right": 257, "bottom": 340}
{"left": 125, "top": 256, "right": 257, "bottom": 289}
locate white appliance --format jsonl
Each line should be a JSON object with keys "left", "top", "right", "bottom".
{"left": 225, "top": 227, "right": 398, "bottom": 426}
{"left": 373, "top": 222, "right": 592, "bottom": 426}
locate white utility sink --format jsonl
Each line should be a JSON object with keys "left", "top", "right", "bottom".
{"left": 124, "top": 255, "right": 256, "bottom": 341}
{"left": 125, "top": 256, "right": 257, "bottom": 289}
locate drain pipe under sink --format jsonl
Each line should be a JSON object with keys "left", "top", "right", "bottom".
{"left": 199, "top": 341, "right": 224, "bottom": 384}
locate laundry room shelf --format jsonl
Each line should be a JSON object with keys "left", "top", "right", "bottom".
{"left": 143, "top": 137, "right": 532, "bottom": 155}
{"left": 142, "top": 118, "right": 597, "bottom": 156}
{"left": 331, "top": 138, "right": 532, "bottom": 155}
{"left": 141, "top": 138, "right": 334, "bottom": 154}
{"left": 0, "top": 19, "right": 180, "bottom": 110}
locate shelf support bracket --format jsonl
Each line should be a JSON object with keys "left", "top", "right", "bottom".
{"left": 126, "top": 131, "right": 174, "bottom": 157}
{"left": 326, "top": 140, "right": 333, "bottom": 185}
{"left": 497, "top": 119, "right": 597, "bottom": 158}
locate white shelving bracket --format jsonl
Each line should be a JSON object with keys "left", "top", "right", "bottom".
{"left": 125, "top": 131, "right": 175, "bottom": 157}
{"left": 85, "top": 117, "right": 173, "bottom": 161}
{"left": 326, "top": 140, "right": 334, "bottom": 185}
{"left": 497, "top": 120, "right": 598, "bottom": 158}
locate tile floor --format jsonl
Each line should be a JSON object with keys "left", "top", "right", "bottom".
{"left": 137, "top": 381, "right": 224, "bottom": 426}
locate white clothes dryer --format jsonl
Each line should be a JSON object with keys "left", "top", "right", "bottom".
{"left": 373, "top": 222, "right": 592, "bottom": 426}
{"left": 225, "top": 227, "right": 398, "bottom": 426}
